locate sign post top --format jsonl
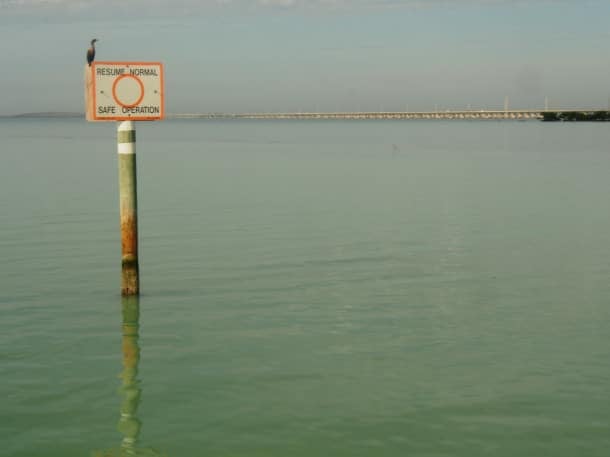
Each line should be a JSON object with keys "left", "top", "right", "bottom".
{"left": 86, "top": 61, "right": 164, "bottom": 122}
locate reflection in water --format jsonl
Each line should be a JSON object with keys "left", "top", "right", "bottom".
{"left": 93, "top": 298, "right": 166, "bottom": 457}
{"left": 118, "top": 296, "right": 142, "bottom": 454}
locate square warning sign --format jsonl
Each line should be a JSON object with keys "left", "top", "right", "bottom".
{"left": 85, "top": 61, "right": 164, "bottom": 121}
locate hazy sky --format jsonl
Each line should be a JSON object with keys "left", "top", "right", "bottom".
{"left": 1, "top": 0, "right": 609, "bottom": 114}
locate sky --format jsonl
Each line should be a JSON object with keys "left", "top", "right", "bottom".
{"left": 1, "top": 0, "right": 609, "bottom": 115}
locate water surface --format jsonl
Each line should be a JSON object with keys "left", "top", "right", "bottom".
{"left": 1, "top": 118, "right": 610, "bottom": 456}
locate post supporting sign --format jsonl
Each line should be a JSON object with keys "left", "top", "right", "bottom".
{"left": 84, "top": 60, "right": 164, "bottom": 296}
{"left": 86, "top": 61, "right": 164, "bottom": 121}
{"left": 117, "top": 120, "right": 140, "bottom": 296}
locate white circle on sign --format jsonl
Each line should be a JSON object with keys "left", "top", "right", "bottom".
{"left": 112, "top": 74, "right": 145, "bottom": 108}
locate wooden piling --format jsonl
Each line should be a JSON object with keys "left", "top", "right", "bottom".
{"left": 118, "top": 121, "right": 139, "bottom": 296}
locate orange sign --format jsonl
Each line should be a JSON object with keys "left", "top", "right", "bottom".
{"left": 85, "top": 61, "right": 164, "bottom": 121}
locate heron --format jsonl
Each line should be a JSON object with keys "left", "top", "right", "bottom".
{"left": 86, "top": 39, "right": 98, "bottom": 66}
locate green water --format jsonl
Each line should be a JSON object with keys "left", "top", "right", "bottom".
{"left": 1, "top": 118, "right": 610, "bottom": 456}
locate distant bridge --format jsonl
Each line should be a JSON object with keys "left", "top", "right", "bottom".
{"left": 171, "top": 110, "right": 554, "bottom": 120}
{"left": 168, "top": 108, "right": 609, "bottom": 120}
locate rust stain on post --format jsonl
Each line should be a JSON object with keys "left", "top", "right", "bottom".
{"left": 121, "top": 216, "right": 138, "bottom": 256}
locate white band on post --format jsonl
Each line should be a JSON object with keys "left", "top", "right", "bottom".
{"left": 117, "top": 121, "right": 136, "bottom": 155}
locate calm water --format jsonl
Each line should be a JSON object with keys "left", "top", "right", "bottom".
{"left": 1, "top": 118, "right": 610, "bottom": 457}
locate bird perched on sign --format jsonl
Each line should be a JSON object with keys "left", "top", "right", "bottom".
{"left": 86, "top": 39, "right": 98, "bottom": 66}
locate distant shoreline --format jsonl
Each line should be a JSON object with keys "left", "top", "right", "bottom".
{"left": 2, "top": 110, "right": 610, "bottom": 121}
{"left": 0, "top": 112, "right": 83, "bottom": 119}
